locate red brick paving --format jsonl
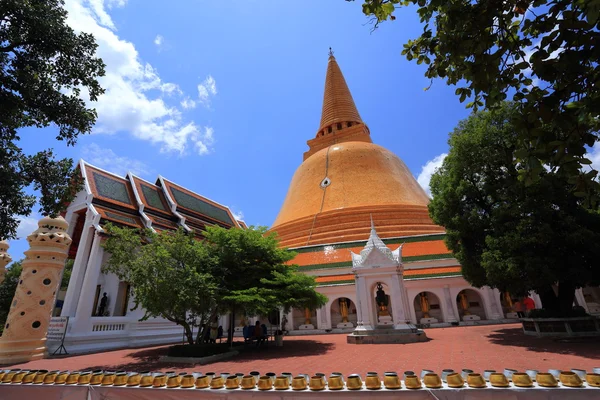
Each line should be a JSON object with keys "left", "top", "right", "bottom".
{"left": 8, "top": 324, "right": 600, "bottom": 377}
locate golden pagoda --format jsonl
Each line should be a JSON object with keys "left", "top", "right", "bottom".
{"left": 271, "top": 51, "right": 444, "bottom": 248}
{"left": 268, "top": 52, "right": 514, "bottom": 332}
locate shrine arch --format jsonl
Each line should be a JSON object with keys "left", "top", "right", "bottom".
{"left": 456, "top": 289, "right": 487, "bottom": 320}
{"left": 413, "top": 291, "right": 444, "bottom": 322}
{"left": 330, "top": 297, "right": 357, "bottom": 327}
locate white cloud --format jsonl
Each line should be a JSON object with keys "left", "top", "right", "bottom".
{"left": 63, "top": 0, "right": 214, "bottom": 155}
{"left": 180, "top": 97, "right": 196, "bottom": 109}
{"left": 16, "top": 213, "right": 41, "bottom": 239}
{"left": 154, "top": 34, "right": 163, "bottom": 48}
{"left": 194, "top": 126, "right": 215, "bottom": 155}
{"left": 586, "top": 142, "right": 600, "bottom": 173}
{"left": 231, "top": 209, "right": 244, "bottom": 221}
{"left": 417, "top": 153, "right": 447, "bottom": 197}
{"left": 198, "top": 75, "right": 217, "bottom": 106}
{"left": 82, "top": 143, "right": 151, "bottom": 177}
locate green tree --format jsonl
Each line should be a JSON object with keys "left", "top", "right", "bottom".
{"left": 202, "top": 225, "right": 327, "bottom": 344}
{"left": 1, "top": 0, "right": 105, "bottom": 240}
{"left": 429, "top": 103, "right": 600, "bottom": 315}
{"left": 351, "top": 0, "right": 600, "bottom": 201}
{"left": 101, "top": 225, "right": 218, "bottom": 345}
{"left": 60, "top": 259, "right": 73, "bottom": 290}
{"left": 0, "top": 260, "right": 22, "bottom": 334}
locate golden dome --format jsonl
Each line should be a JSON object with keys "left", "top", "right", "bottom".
{"left": 269, "top": 52, "right": 444, "bottom": 248}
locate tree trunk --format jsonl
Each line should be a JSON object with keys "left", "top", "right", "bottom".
{"left": 183, "top": 322, "right": 194, "bottom": 345}
{"left": 194, "top": 316, "right": 206, "bottom": 345}
{"left": 539, "top": 286, "right": 559, "bottom": 312}
{"left": 228, "top": 306, "right": 235, "bottom": 347}
{"left": 557, "top": 280, "right": 576, "bottom": 316}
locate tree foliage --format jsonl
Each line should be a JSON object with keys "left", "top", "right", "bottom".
{"left": 351, "top": 0, "right": 600, "bottom": 202}
{"left": 0, "top": 260, "right": 22, "bottom": 334}
{"left": 102, "top": 225, "right": 218, "bottom": 345}
{"left": 201, "top": 225, "right": 327, "bottom": 344}
{"left": 429, "top": 103, "right": 600, "bottom": 315}
{"left": 101, "top": 224, "right": 327, "bottom": 345}
{"left": 0, "top": 0, "right": 105, "bottom": 239}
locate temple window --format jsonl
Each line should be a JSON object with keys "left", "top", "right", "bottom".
{"left": 347, "top": 122, "right": 353, "bottom": 127}
{"left": 337, "top": 123, "right": 342, "bottom": 130}
{"left": 328, "top": 126, "right": 332, "bottom": 133}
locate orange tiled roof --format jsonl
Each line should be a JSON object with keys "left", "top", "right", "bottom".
{"left": 314, "top": 266, "right": 462, "bottom": 284}
{"left": 292, "top": 240, "right": 450, "bottom": 267}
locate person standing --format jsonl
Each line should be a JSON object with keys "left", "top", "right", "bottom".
{"left": 97, "top": 293, "right": 108, "bottom": 316}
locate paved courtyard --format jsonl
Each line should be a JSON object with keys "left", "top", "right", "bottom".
{"left": 8, "top": 324, "right": 600, "bottom": 376}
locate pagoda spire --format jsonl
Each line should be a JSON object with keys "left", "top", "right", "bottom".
{"left": 318, "top": 50, "right": 363, "bottom": 134}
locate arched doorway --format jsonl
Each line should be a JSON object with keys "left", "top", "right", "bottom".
{"left": 456, "top": 289, "right": 487, "bottom": 320}
{"left": 292, "top": 307, "right": 316, "bottom": 329}
{"left": 330, "top": 297, "right": 357, "bottom": 327}
{"left": 372, "top": 282, "right": 393, "bottom": 326}
{"left": 413, "top": 291, "right": 443, "bottom": 323}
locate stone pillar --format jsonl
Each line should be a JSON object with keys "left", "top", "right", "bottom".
{"left": 484, "top": 287, "right": 503, "bottom": 320}
{"left": 0, "top": 216, "right": 72, "bottom": 363}
{"left": 61, "top": 216, "right": 95, "bottom": 317}
{"left": 71, "top": 232, "right": 102, "bottom": 332}
{"left": 0, "top": 240, "right": 12, "bottom": 284}
{"left": 355, "top": 275, "right": 373, "bottom": 329}
{"left": 443, "top": 285, "right": 458, "bottom": 323}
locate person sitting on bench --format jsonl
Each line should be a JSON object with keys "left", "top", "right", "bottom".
{"left": 253, "top": 320, "right": 266, "bottom": 347}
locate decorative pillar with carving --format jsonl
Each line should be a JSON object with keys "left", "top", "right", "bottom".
{"left": 0, "top": 216, "right": 72, "bottom": 363}
{"left": 0, "top": 240, "right": 11, "bottom": 285}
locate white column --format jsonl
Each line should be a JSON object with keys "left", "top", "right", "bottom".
{"left": 575, "top": 288, "right": 589, "bottom": 312}
{"left": 71, "top": 232, "right": 103, "bottom": 332}
{"left": 484, "top": 287, "right": 503, "bottom": 320}
{"left": 355, "top": 275, "right": 372, "bottom": 328}
{"left": 286, "top": 310, "right": 294, "bottom": 331}
{"left": 65, "top": 212, "right": 79, "bottom": 238}
{"left": 443, "top": 285, "right": 458, "bottom": 323}
{"left": 390, "top": 274, "right": 407, "bottom": 322}
{"left": 61, "top": 220, "right": 95, "bottom": 317}
{"left": 315, "top": 308, "right": 322, "bottom": 330}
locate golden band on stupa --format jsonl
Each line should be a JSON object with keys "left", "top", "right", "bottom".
{"left": 269, "top": 52, "right": 443, "bottom": 248}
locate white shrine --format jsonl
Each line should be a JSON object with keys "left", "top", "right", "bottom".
{"left": 347, "top": 220, "right": 428, "bottom": 344}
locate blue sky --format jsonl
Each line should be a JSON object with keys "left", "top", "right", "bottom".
{"left": 8, "top": 0, "right": 475, "bottom": 262}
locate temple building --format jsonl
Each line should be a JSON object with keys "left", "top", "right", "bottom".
{"left": 48, "top": 160, "right": 244, "bottom": 353}
{"left": 26, "top": 52, "right": 599, "bottom": 353}
{"left": 268, "top": 52, "right": 600, "bottom": 333}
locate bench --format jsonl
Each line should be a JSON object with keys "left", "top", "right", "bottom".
{"left": 243, "top": 325, "right": 272, "bottom": 347}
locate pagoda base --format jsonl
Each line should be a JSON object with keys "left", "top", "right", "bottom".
{"left": 347, "top": 324, "right": 428, "bottom": 344}
{"left": 505, "top": 312, "right": 519, "bottom": 319}
{"left": 337, "top": 322, "right": 354, "bottom": 328}
{"left": 462, "top": 315, "right": 481, "bottom": 321}
{"left": 298, "top": 324, "right": 314, "bottom": 330}
{"left": 420, "top": 317, "right": 438, "bottom": 324}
